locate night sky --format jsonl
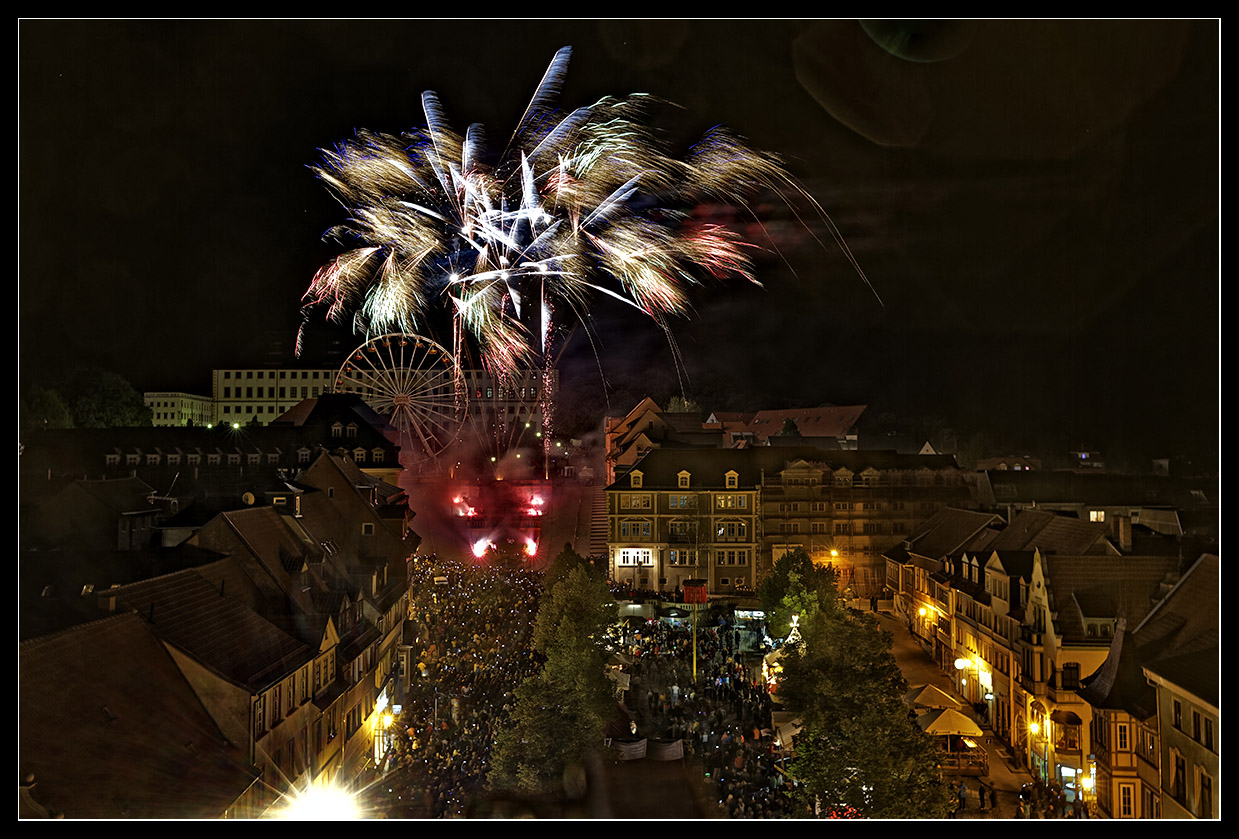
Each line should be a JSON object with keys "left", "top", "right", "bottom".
{"left": 19, "top": 20, "right": 1219, "bottom": 465}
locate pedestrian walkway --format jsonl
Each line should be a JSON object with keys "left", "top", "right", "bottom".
{"left": 585, "top": 484, "right": 608, "bottom": 558}
{"left": 874, "top": 610, "right": 1036, "bottom": 819}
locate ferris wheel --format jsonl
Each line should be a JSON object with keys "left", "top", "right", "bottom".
{"left": 334, "top": 333, "right": 466, "bottom": 464}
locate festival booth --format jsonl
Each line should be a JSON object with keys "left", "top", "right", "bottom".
{"left": 771, "top": 711, "right": 803, "bottom": 757}
{"left": 916, "top": 708, "right": 987, "bottom": 776}
{"left": 903, "top": 683, "right": 963, "bottom": 711}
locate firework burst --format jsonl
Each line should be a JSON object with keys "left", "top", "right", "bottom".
{"left": 303, "top": 47, "right": 870, "bottom": 377}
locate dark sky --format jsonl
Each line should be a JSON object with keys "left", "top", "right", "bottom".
{"left": 19, "top": 20, "right": 1219, "bottom": 465}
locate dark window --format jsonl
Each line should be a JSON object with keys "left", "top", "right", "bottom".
{"left": 1061, "top": 662, "right": 1080, "bottom": 690}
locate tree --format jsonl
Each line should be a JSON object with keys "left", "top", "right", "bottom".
{"left": 775, "top": 417, "right": 802, "bottom": 438}
{"left": 665, "top": 395, "right": 701, "bottom": 415}
{"left": 759, "top": 548, "right": 837, "bottom": 639}
{"left": 20, "top": 386, "right": 74, "bottom": 433}
{"left": 542, "top": 542, "right": 601, "bottom": 590}
{"left": 58, "top": 367, "right": 151, "bottom": 428}
{"left": 776, "top": 567, "right": 953, "bottom": 818}
{"left": 489, "top": 566, "right": 615, "bottom": 795}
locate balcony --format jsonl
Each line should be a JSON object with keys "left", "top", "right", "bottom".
{"left": 1019, "top": 674, "right": 1047, "bottom": 697}
{"left": 1020, "top": 626, "right": 1044, "bottom": 646}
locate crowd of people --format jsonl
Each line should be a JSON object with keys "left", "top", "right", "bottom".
{"left": 623, "top": 619, "right": 809, "bottom": 818}
{"left": 377, "top": 554, "right": 543, "bottom": 818}
{"left": 1016, "top": 778, "right": 1088, "bottom": 819}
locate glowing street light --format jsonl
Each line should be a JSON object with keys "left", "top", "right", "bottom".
{"left": 271, "top": 784, "right": 362, "bottom": 820}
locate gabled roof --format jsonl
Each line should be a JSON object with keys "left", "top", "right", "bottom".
{"left": 1076, "top": 620, "right": 1153, "bottom": 716}
{"left": 902, "top": 508, "right": 1005, "bottom": 560}
{"left": 977, "top": 468, "right": 1215, "bottom": 510}
{"left": 983, "top": 549, "right": 1036, "bottom": 580}
{"left": 1041, "top": 554, "right": 1179, "bottom": 643}
{"left": 207, "top": 506, "right": 322, "bottom": 614}
{"left": 1079, "top": 554, "right": 1218, "bottom": 715}
{"left": 106, "top": 568, "right": 314, "bottom": 691}
{"left": 744, "top": 405, "right": 866, "bottom": 440}
{"left": 987, "top": 509, "right": 1108, "bottom": 554}
{"left": 705, "top": 410, "right": 756, "bottom": 426}
{"left": 19, "top": 544, "right": 230, "bottom": 641}
{"left": 67, "top": 476, "right": 158, "bottom": 513}
{"left": 20, "top": 613, "right": 258, "bottom": 818}
{"left": 271, "top": 391, "right": 392, "bottom": 434}
{"left": 1144, "top": 643, "right": 1219, "bottom": 709}
{"left": 612, "top": 446, "right": 964, "bottom": 491}
{"left": 606, "top": 396, "right": 663, "bottom": 436}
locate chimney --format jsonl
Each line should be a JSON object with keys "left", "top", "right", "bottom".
{"left": 1117, "top": 514, "right": 1132, "bottom": 552}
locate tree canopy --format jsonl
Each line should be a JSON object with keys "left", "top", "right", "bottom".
{"left": 58, "top": 367, "right": 152, "bottom": 428}
{"left": 772, "top": 550, "right": 953, "bottom": 818}
{"left": 489, "top": 566, "right": 615, "bottom": 796}
{"left": 759, "top": 548, "right": 838, "bottom": 639}
{"left": 20, "top": 386, "right": 74, "bottom": 433}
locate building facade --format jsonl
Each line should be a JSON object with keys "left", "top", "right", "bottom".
{"left": 144, "top": 391, "right": 214, "bottom": 427}
{"left": 885, "top": 508, "right": 1190, "bottom": 811}
{"left": 209, "top": 365, "right": 557, "bottom": 439}
{"left": 607, "top": 449, "right": 760, "bottom": 594}
{"left": 759, "top": 454, "right": 971, "bottom": 597}
{"left": 1079, "top": 554, "right": 1219, "bottom": 818}
{"left": 606, "top": 447, "right": 973, "bottom": 597}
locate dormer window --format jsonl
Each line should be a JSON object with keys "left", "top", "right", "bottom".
{"left": 725, "top": 470, "right": 739, "bottom": 489}
{"left": 678, "top": 471, "right": 691, "bottom": 489}
{"left": 630, "top": 470, "right": 643, "bottom": 489}
{"left": 331, "top": 422, "right": 343, "bottom": 438}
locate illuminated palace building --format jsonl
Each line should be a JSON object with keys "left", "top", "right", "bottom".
{"left": 606, "top": 447, "right": 969, "bottom": 596}
{"left": 147, "top": 367, "right": 555, "bottom": 435}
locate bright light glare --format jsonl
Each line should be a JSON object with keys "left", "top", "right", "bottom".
{"left": 274, "top": 786, "right": 361, "bottom": 820}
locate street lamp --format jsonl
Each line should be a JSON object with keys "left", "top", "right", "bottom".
{"left": 1028, "top": 718, "right": 1051, "bottom": 783}
{"left": 270, "top": 782, "right": 362, "bottom": 820}
{"left": 1080, "top": 771, "right": 1093, "bottom": 816}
